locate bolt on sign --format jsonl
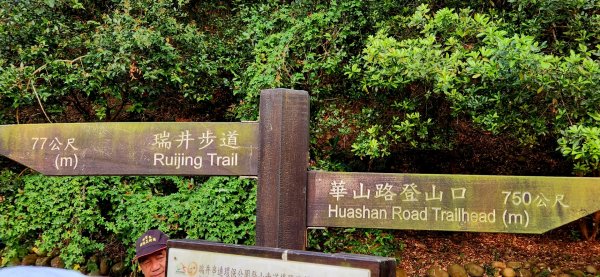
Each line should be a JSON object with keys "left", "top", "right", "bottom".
{"left": 307, "top": 171, "right": 600, "bottom": 233}
{"left": 0, "top": 122, "right": 258, "bottom": 176}
{"left": 166, "top": 240, "right": 395, "bottom": 277}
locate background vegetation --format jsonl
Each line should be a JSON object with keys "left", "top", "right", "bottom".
{"left": 0, "top": 0, "right": 598, "bottom": 275}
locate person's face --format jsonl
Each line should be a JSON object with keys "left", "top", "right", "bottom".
{"left": 139, "top": 249, "right": 166, "bottom": 277}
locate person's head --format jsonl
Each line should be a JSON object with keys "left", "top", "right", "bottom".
{"left": 134, "top": 229, "right": 169, "bottom": 277}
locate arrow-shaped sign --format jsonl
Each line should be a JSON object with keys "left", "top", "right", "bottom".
{"left": 0, "top": 123, "right": 259, "bottom": 176}
{"left": 308, "top": 171, "right": 600, "bottom": 234}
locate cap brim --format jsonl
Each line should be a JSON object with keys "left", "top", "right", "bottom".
{"left": 133, "top": 245, "right": 167, "bottom": 262}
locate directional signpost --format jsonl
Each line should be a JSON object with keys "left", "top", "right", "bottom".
{"left": 307, "top": 171, "right": 600, "bottom": 233}
{"left": 1, "top": 88, "right": 600, "bottom": 276}
{"left": 0, "top": 89, "right": 311, "bottom": 251}
{"left": 0, "top": 122, "right": 259, "bottom": 176}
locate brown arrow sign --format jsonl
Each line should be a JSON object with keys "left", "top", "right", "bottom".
{"left": 308, "top": 171, "right": 600, "bottom": 234}
{"left": 0, "top": 122, "right": 259, "bottom": 176}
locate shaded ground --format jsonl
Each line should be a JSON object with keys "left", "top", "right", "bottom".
{"left": 397, "top": 222, "right": 600, "bottom": 276}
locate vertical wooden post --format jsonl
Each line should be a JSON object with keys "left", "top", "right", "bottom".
{"left": 256, "top": 89, "right": 309, "bottom": 250}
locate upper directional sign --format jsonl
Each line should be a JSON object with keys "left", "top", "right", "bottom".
{"left": 307, "top": 171, "right": 600, "bottom": 234}
{"left": 0, "top": 122, "right": 259, "bottom": 176}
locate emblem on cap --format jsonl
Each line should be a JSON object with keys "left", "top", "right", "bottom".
{"left": 139, "top": 235, "right": 157, "bottom": 247}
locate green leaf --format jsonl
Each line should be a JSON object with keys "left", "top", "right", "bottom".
{"left": 44, "top": 0, "right": 56, "bottom": 8}
{"left": 588, "top": 112, "right": 600, "bottom": 122}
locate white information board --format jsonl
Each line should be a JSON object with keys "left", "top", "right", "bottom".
{"left": 167, "top": 248, "right": 371, "bottom": 277}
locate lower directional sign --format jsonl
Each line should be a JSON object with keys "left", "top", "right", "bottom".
{"left": 307, "top": 171, "right": 600, "bottom": 233}
{"left": 0, "top": 122, "right": 259, "bottom": 176}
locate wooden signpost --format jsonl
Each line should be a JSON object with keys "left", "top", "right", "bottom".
{"left": 1, "top": 88, "right": 600, "bottom": 276}
{"left": 166, "top": 239, "right": 395, "bottom": 277}
{"left": 0, "top": 122, "right": 259, "bottom": 176}
{"left": 0, "top": 88, "right": 310, "bottom": 251}
{"left": 256, "top": 89, "right": 309, "bottom": 250}
{"left": 307, "top": 171, "right": 600, "bottom": 233}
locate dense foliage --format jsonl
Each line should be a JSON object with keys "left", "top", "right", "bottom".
{"left": 0, "top": 0, "right": 598, "bottom": 274}
{"left": 0, "top": 172, "right": 255, "bottom": 272}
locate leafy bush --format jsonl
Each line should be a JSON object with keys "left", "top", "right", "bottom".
{"left": 0, "top": 175, "right": 119, "bottom": 267}
{"left": 108, "top": 176, "right": 256, "bottom": 268}
{"left": 500, "top": 0, "right": 599, "bottom": 54}
{"left": 0, "top": 173, "right": 256, "bottom": 272}
{"left": 0, "top": 0, "right": 226, "bottom": 123}
{"left": 307, "top": 228, "right": 403, "bottom": 259}
{"left": 347, "top": 5, "right": 600, "bottom": 168}
{"left": 558, "top": 123, "right": 600, "bottom": 176}
{"left": 232, "top": 0, "right": 400, "bottom": 120}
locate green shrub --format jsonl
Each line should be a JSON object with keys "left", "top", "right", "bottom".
{"left": 108, "top": 176, "right": 256, "bottom": 268}
{"left": 0, "top": 174, "right": 256, "bottom": 272}
{"left": 0, "top": 0, "right": 224, "bottom": 123}
{"left": 308, "top": 228, "right": 403, "bottom": 259}
{"left": 558, "top": 123, "right": 600, "bottom": 176}
{"left": 0, "top": 175, "right": 119, "bottom": 267}
{"left": 232, "top": 0, "right": 396, "bottom": 120}
{"left": 348, "top": 5, "right": 600, "bottom": 160}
